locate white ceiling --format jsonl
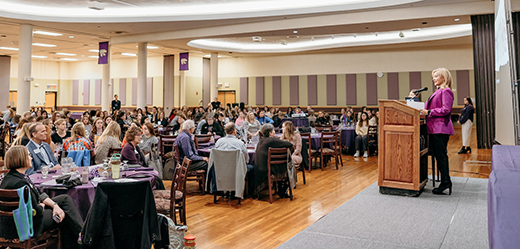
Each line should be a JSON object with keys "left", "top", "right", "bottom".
{"left": 0, "top": 0, "right": 513, "bottom": 62}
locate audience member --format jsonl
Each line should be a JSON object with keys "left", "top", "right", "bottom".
{"left": 51, "top": 118, "right": 71, "bottom": 145}
{"left": 111, "top": 94, "right": 121, "bottom": 113}
{"left": 90, "top": 117, "right": 105, "bottom": 145}
{"left": 157, "top": 111, "right": 169, "bottom": 127}
{"left": 235, "top": 112, "right": 246, "bottom": 127}
{"left": 243, "top": 111, "right": 261, "bottom": 138}
{"left": 280, "top": 121, "right": 302, "bottom": 165}
{"left": 94, "top": 121, "right": 122, "bottom": 164}
{"left": 286, "top": 106, "right": 294, "bottom": 116}
{"left": 81, "top": 115, "right": 92, "bottom": 137}
{"left": 315, "top": 111, "right": 330, "bottom": 126}
{"left": 354, "top": 112, "right": 369, "bottom": 158}
{"left": 140, "top": 122, "right": 158, "bottom": 156}
{"left": 174, "top": 120, "right": 209, "bottom": 172}
{"left": 256, "top": 110, "right": 274, "bottom": 125}
{"left": 173, "top": 113, "right": 187, "bottom": 134}
{"left": 121, "top": 126, "right": 148, "bottom": 166}
{"left": 13, "top": 123, "right": 31, "bottom": 146}
{"left": 211, "top": 97, "right": 221, "bottom": 110}
{"left": 273, "top": 111, "right": 285, "bottom": 128}
{"left": 63, "top": 123, "right": 94, "bottom": 152}
{"left": 26, "top": 123, "right": 61, "bottom": 174}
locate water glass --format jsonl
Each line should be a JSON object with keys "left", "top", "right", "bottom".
{"left": 41, "top": 165, "right": 50, "bottom": 179}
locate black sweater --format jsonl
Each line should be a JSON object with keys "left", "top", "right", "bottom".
{"left": 458, "top": 104, "right": 474, "bottom": 124}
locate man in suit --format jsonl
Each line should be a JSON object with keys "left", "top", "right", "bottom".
{"left": 111, "top": 94, "right": 121, "bottom": 113}
{"left": 26, "top": 123, "right": 61, "bottom": 175}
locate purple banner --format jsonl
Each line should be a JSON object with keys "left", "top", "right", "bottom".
{"left": 98, "top": 42, "right": 109, "bottom": 64}
{"left": 179, "top": 52, "right": 189, "bottom": 71}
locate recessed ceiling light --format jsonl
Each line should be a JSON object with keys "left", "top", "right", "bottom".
{"left": 293, "top": 31, "right": 298, "bottom": 34}
{"left": 203, "top": 54, "right": 222, "bottom": 58}
{"left": 32, "top": 43, "right": 57, "bottom": 47}
{"left": 136, "top": 45, "right": 159, "bottom": 49}
{"left": 60, "top": 58, "right": 78, "bottom": 61}
{"left": 32, "top": 55, "right": 47, "bottom": 58}
{"left": 33, "top": 31, "right": 62, "bottom": 36}
{"left": 69, "top": 36, "right": 74, "bottom": 38}
{"left": 122, "top": 53, "right": 137, "bottom": 56}
{"left": 0, "top": 47, "right": 19, "bottom": 51}
{"left": 88, "top": 49, "right": 99, "bottom": 52}
{"left": 56, "top": 52, "right": 76, "bottom": 56}
{"left": 454, "top": 18, "right": 460, "bottom": 22}
{"left": 89, "top": 56, "right": 99, "bottom": 58}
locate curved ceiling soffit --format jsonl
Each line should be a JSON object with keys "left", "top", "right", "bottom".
{"left": 187, "top": 24, "right": 472, "bottom": 53}
{"left": 0, "top": 0, "right": 422, "bottom": 23}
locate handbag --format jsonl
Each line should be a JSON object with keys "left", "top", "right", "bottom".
{"left": 13, "top": 186, "right": 34, "bottom": 241}
{"left": 148, "top": 146, "right": 164, "bottom": 179}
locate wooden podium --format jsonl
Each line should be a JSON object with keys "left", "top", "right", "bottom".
{"left": 378, "top": 100, "right": 429, "bottom": 197}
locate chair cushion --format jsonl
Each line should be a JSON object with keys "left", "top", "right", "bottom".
{"left": 154, "top": 198, "right": 170, "bottom": 211}
{"left": 321, "top": 148, "right": 335, "bottom": 153}
{"left": 310, "top": 149, "right": 317, "bottom": 154}
{"left": 154, "top": 190, "right": 183, "bottom": 200}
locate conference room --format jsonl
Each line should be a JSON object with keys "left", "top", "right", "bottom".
{"left": 0, "top": 0, "right": 519, "bottom": 248}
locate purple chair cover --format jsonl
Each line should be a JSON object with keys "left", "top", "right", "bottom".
{"left": 488, "top": 145, "right": 520, "bottom": 249}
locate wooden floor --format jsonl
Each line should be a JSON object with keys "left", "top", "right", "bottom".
{"left": 167, "top": 127, "right": 490, "bottom": 249}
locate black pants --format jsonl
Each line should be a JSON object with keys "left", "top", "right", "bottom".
{"left": 355, "top": 135, "right": 368, "bottom": 152}
{"left": 41, "top": 195, "right": 84, "bottom": 249}
{"left": 430, "top": 134, "right": 451, "bottom": 185}
{"left": 188, "top": 160, "right": 208, "bottom": 171}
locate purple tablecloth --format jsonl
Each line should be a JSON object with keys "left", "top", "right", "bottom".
{"left": 30, "top": 167, "right": 158, "bottom": 219}
{"left": 70, "top": 113, "right": 82, "bottom": 121}
{"left": 340, "top": 128, "right": 356, "bottom": 155}
{"left": 488, "top": 145, "right": 520, "bottom": 249}
{"left": 282, "top": 118, "right": 309, "bottom": 127}
{"left": 199, "top": 146, "right": 256, "bottom": 165}
{"left": 275, "top": 133, "right": 333, "bottom": 150}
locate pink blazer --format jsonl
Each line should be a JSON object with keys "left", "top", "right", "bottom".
{"left": 425, "top": 87, "right": 455, "bottom": 135}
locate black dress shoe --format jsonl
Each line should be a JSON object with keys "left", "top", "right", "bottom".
{"left": 466, "top": 147, "right": 471, "bottom": 153}
{"left": 458, "top": 147, "right": 467, "bottom": 154}
{"left": 432, "top": 183, "right": 452, "bottom": 195}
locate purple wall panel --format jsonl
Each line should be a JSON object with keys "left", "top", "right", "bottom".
{"left": 132, "top": 78, "right": 137, "bottom": 106}
{"left": 83, "top": 80, "right": 90, "bottom": 105}
{"left": 387, "top": 73, "right": 399, "bottom": 100}
{"left": 119, "top": 78, "right": 126, "bottom": 106}
{"left": 72, "top": 80, "right": 79, "bottom": 105}
{"left": 272, "top": 76, "right": 282, "bottom": 105}
{"left": 307, "top": 75, "right": 317, "bottom": 105}
{"left": 147, "top": 77, "right": 153, "bottom": 106}
{"left": 456, "top": 70, "right": 470, "bottom": 105}
{"left": 326, "top": 75, "right": 337, "bottom": 105}
{"left": 289, "top": 76, "right": 299, "bottom": 106}
{"left": 409, "top": 72, "right": 422, "bottom": 92}
{"left": 240, "top": 77, "right": 248, "bottom": 104}
{"left": 366, "top": 73, "right": 378, "bottom": 105}
{"left": 346, "top": 74, "right": 357, "bottom": 105}
{"left": 95, "top": 79, "right": 101, "bottom": 105}
{"left": 255, "top": 77, "right": 264, "bottom": 105}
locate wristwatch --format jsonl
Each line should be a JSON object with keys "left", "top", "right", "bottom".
{"left": 51, "top": 201, "right": 57, "bottom": 208}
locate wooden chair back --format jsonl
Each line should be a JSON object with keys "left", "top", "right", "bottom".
{"left": 194, "top": 134, "right": 212, "bottom": 149}
{"left": 172, "top": 144, "right": 181, "bottom": 163}
{"left": 315, "top": 125, "right": 333, "bottom": 132}
{"left": 320, "top": 132, "right": 337, "bottom": 149}
{"left": 267, "top": 147, "right": 292, "bottom": 204}
{"left": 0, "top": 188, "right": 24, "bottom": 217}
{"left": 159, "top": 134, "right": 176, "bottom": 155}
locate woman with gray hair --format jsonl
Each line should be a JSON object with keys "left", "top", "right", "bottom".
{"left": 254, "top": 124, "right": 293, "bottom": 198}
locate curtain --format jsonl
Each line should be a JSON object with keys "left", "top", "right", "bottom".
{"left": 471, "top": 14, "right": 495, "bottom": 149}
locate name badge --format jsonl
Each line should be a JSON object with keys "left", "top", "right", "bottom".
{"left": 34, "top": 149, "right": 41, "bottom": 154}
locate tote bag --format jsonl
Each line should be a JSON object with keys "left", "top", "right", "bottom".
{"left": 13, "top": 185, "right": 34, "bottom": 241}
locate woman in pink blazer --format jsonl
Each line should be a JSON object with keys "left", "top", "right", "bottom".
{"left": 419, "top": 68, "right": 455, "bottom": 195}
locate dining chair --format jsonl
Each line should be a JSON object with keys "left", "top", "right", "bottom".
{"left": 154, "top": 157, "right": 190, "bottom": 225}
{"left": 320, "top": 132, "right": 339, "bottom": 170}
{"left": 159, "top": 134, "right": 177, "bottom": 163}
{"left": 300, "top": 133, "right": 318, "bottom": 173}
{"left": 108, "top": 147, "right": 122, "bottom": 157}
{"left": 266, "top": 147, "right": 293, "bottom": 204}
{"left": 173, "top": 144, "right": 206, "bottom": 195}
{"left": 194, "top": 134, "right": 212, "bottom": 149}
{"left": 0, "top": 188, "right": 61, "bottom": 249}
{"left": 334, "top": 130, "right": 344, "bottom": 167}
{"left": 367, "top": 125, "right": 378, "bottom": 156}
{"left": 210, "top": 149, "right": 247, "bottom": 205}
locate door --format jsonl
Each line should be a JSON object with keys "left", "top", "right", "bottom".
{"left": 45, "top": 92, "right": 56, "bottom": 112}
{"left": 218, "top": 91, "right": 236, "bottom": 107}
{"left": 9, "top": 91, "right": 17, "bottom": 107}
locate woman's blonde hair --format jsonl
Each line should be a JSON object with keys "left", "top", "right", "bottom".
{"left": 54, "top": 118, "right": 67, "bottom": 127}
{"left": 5, "top": 145, "right": 30, "bottom": 170}
{"left": 44, "top": 125, "right": 52, "bottom": 145}
{"left": 280, "top": 121, "right": 296, "bottom": 141}
{"left": 432, "top": 68, "right": 452, "bottom": 89}
{"left": 13, "top": 123, "right": 32, "bottom": 145}
{"left": 246, "top": 111, "right": 255, "bottom": 123}
{"left": 97, "top": 121, "right": 121, "bottom": 145}
{"left": 69, "top": 122, "right": 86, "bottom": 141}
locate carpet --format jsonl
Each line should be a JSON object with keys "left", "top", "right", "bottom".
{"left": 278, "top": 177, "right": 488, "bottom": 249}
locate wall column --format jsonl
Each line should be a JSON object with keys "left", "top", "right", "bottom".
{"left": 17, "top": 24, "right": 32, "bottom": 114}
{"left": 210, "top": 52, "right": 218, "bottom": 102}
{"left": 101, "top": 44, "right": 111, "bottom": 112}
{"left": 137, "top": 42, "right": 147, "bottom": 109}
{"left": 0, "top": 56, "right": 10, "bottom": 109}
{"left": 180, "top": 70, "right": 186, "bottom": 107}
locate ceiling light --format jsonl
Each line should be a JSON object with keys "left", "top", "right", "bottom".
{"left": 56, "top": 52, "right": 76, "bottom": 56}
{"left": 69, "top": 36, "right": 74, "bottom": 38}
{"left": 203, "top": 54, "right": 222, "bottom": 58}
{"left": 33, "top": 30, "right": 62, "bottom": 36}
{"left": 454, "top": 18, "right": 460, "bottom": 22}
{"left": 399, "top": 31, "right": 405, "bottom": 38}
{"left": 122, "top": 53, "right": 137, "bottom": 56}
{"left": 89, "top": 56, "right": 99, "bottom": 58}
{"left": 0, "top": 47, "right": 19, "bottom": 51}
{"left": 412, "top": 28, "right": 420, "bottom": 32}
{"left": 88, "top": 0, "right": 105, "bottom": 10}
{"left": 293, "top": 31, "right": 298, "bottom": 34}
{"left": 311, "top": 36, "right": 314, "bottom": 41}
{"left": 60, "top": 58, "right": 78, "bottom": 61}
{"left": 32, "top": 55, "right": 47, "bottom": 58}
{"left": 252, "top": 36, "right": 262, "bottom": 42}
{"left": 147, "top": 46, "right": 159, "bottom": 49}
{"left": 281, "top": 40, "right": 287, "bottom": 45}
{"left": 32, "top": 43, "right": 57, "bottom": 47}
{"left": 89, "top": 49, "right": 99, "bottom": 52}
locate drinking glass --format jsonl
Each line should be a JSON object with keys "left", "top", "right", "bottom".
{"left": 122, "top": 160, "right": 129, "bottom": 171}
{"left": 41, "top": 165, "right": 50, "bottom": 179}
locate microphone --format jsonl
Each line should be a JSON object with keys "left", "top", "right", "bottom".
{"left": 412, "top": 87, "right": 428, "bottom": 94}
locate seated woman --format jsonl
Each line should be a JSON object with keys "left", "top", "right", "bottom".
{"left": 140, "top": 122, "right": 158, "bottom": 156}
{"left": 315, "top": 111, "right": 330, "bottom": 126}
{"left": 63, "top": 123, "right": 94, "bottom": 152}
{"left": 354, "top": 112, "right": 369, "bottom": 158}
{"left": 273, "top": 111, "right": 285, "bottom": 128}
{"left": 235, "top": 112, "right": 246, "bottom": 127}
{"left": 243, "top": 111, "right": 262, "bottom": 138}
{"left": 256, "top": 110, "right": 274, "bottom": 125}
{"left": 94, "top": 121, "right": 122, "bottom": 164}
{"left": 12, "top": 123, "right": 31, "bottom": 146}
{"left": 121, "top": 126, "right": 148, "bottom": 166}
{"left": 280, "top": 121, "right": 302, "bottom": 165}
{"left": 172, "top": 113, "right": 186, "bottom": 134}
{"left": 0, "top": 146, "right": 83, "bottom": 249}
{"left": 157, "top": 111, "right": 169, "bottom": 127}
{"left": 51, "top": 119, "right": 71, "bottom": 146}
{"left": 89, "top": 117, "right": 105, "bottom": 145}
{"left": 286, "top": 106, "right": 295, "bottom": 117}
{"left": 81, "top": 115, "right": 92, "bottom": 138}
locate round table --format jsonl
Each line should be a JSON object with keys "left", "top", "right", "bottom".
{"left": 30, "top": 166, "right": 159, "bottom": 219}
{"left": 281, "top": 118, "right": 309, "bottom": 127}
{"left": 275, "top": 133, "right": 333, "bottom": 150}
